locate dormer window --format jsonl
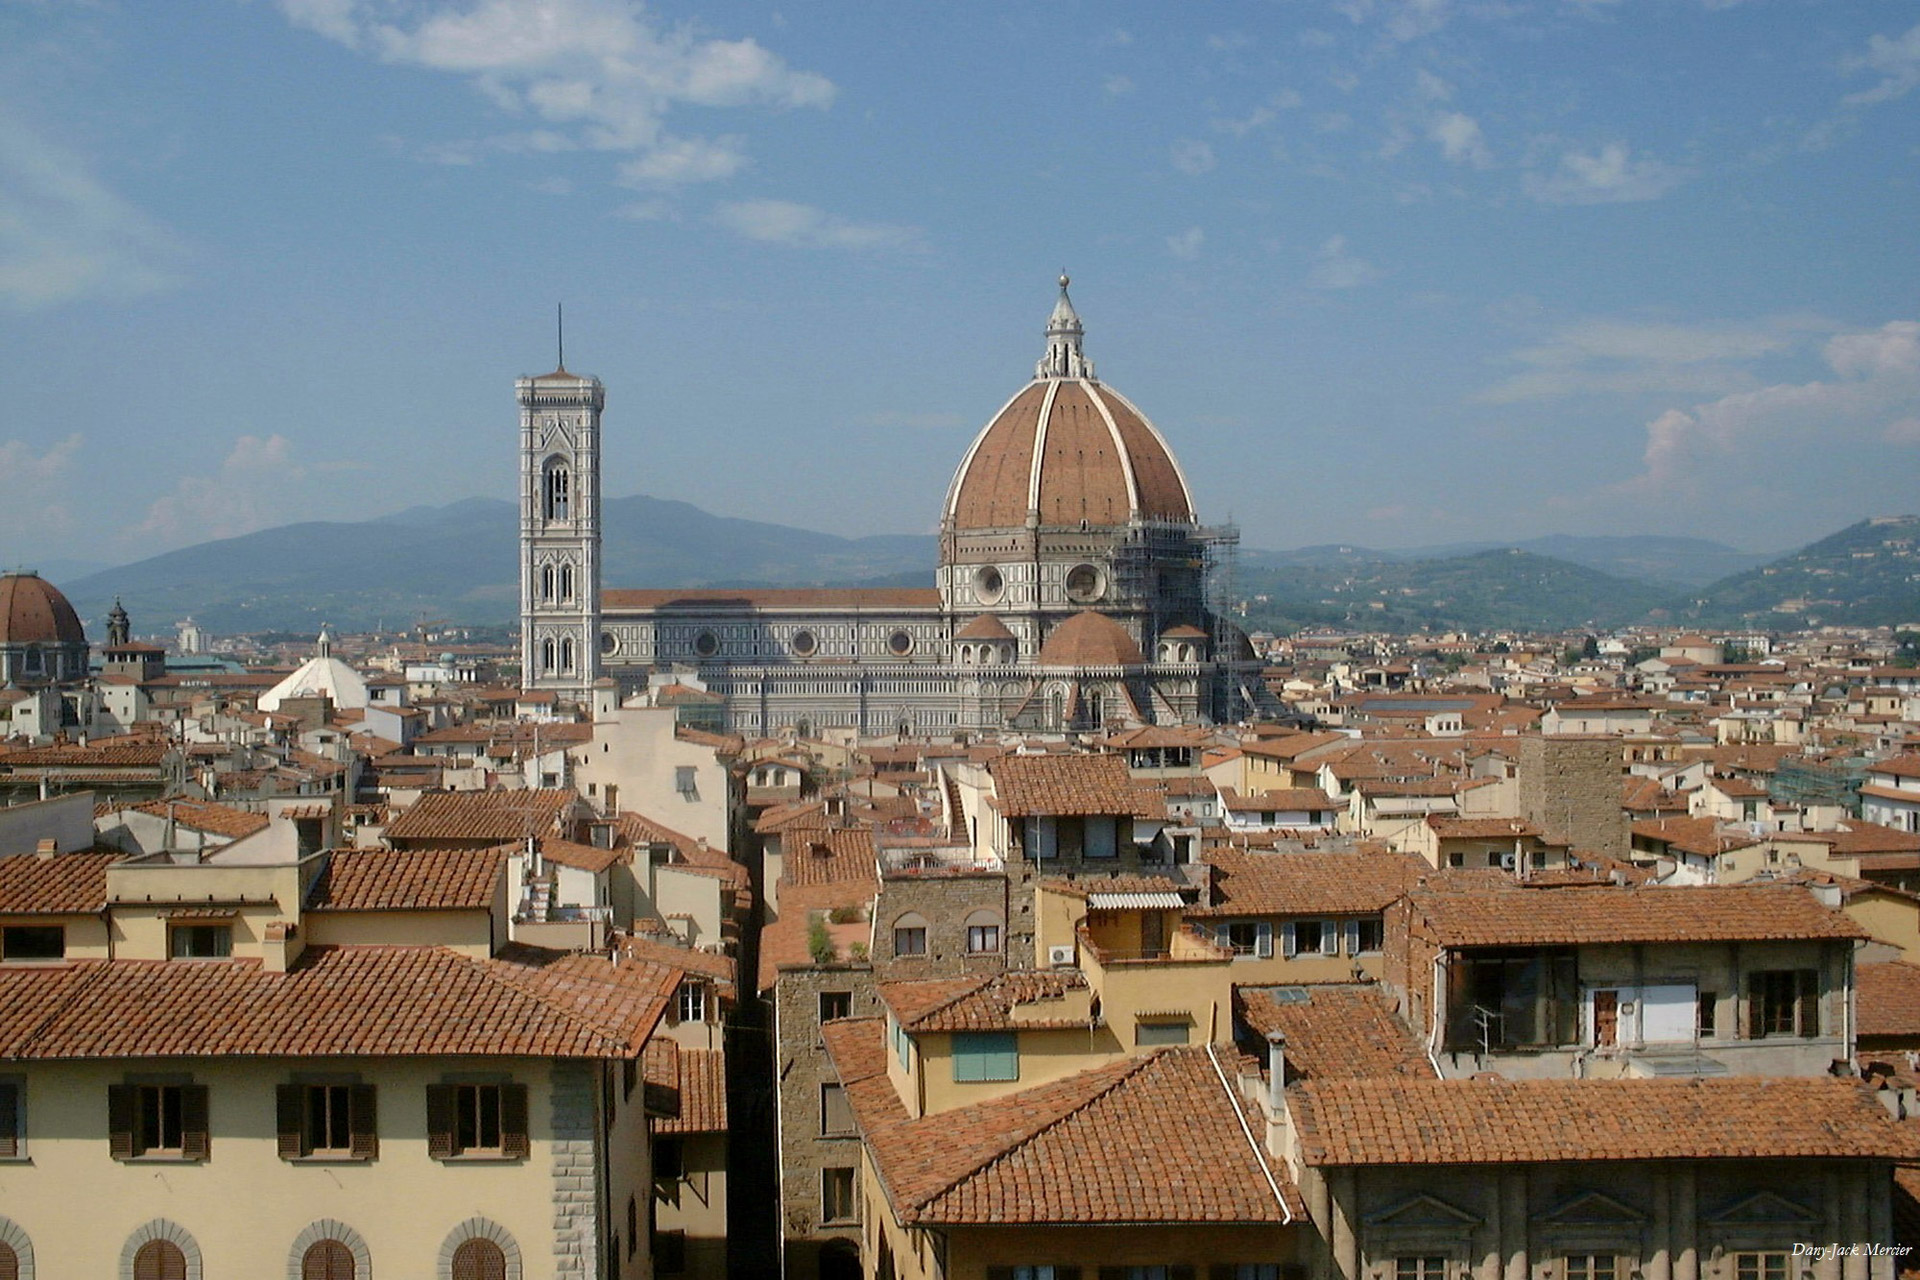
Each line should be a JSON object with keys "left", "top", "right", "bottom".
{"left": 169, "top": 924, "right": 232, "bottom": 960}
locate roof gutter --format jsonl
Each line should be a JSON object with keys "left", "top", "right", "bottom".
{"left": 1204, "top": 1041, "right": 1293, "bottom": 1224}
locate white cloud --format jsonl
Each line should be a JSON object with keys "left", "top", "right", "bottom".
{"left": 132, "top": 435, "right": 310, "bottom": 551}
{"left": 0, "top": 435, "right": 81, "bottom": 544}
{"left": 279, "top": 0, "right": 833, "bottom": 189}
{"left": 1170, "top": 139, "right": 1217, "bottom": 175}
{"left": 1523, "top": 141, "right": 1684, "bottom": 204}
{"left": 0, "top": 116, "right": 184, "bottom": 311}
{"left": 1844, "top": 23, "right": 1920, "bottom": 105}
{"left": 1620, "top": 319, "right": 1920, "bottom": 492}
{"left": 713, "top": 199, "right": 921, "bottom": 251}
{"left": 1480, "top": 316, "right": 1821, "bottom": 404}
{"left": 1167, "top": 226, "right": 1205, "bottom": 260}
{"left": 1104, "top": 74, "right": 1136, "bottom": 98}
{"left": 1307, "top": 234, "right": 1382, "bottom": 289}
{"left": 1429, "top": 111, "right": 1491, "bottom": 167}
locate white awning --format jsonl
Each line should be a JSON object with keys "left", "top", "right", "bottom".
{"left": 1087, "top": 892, "right": 1184, "bottom": 910}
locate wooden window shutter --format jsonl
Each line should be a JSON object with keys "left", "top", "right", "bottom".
{"left": 0, "top": 1241, "right": 17, "bottom": 1280}
{"left": 180, "top": 1084, "right": 211, "bottom": 1161}
{"left": 1344, "top": 920, "right": 1361, "bottom": 956}
{"left": 1279, "top": 920, "right": 1295, "bottom": 958}
{"left": 1798, "top": 968, "right": 1821, "bottom": 1037}
{"left": 303, "top": 1240, "right": 356, "bottom": 1280}
{"left": 0, "top": 1082, "right": 17, "bottom": 1159}
{"left": 426, "top": 1084, "right": 455, "bottom": 1160}
{"left": 134, "top": 1240, "right": 187, "bottom": 1280}
{"left": 452, "top": 1239, "right": 507, "bottom": 1280}
{"left": 500, "top": 1081, "right": 530, "bottom": 1159}
{"left": 108, "top": 1083, "right": 136, "bottom": 1160}
{"left": 348, "top": 1083, "right": 378, "bottom": 1160}
{"left": 1745, "top": 973, "right": 1764, "bottom": 1039}
{"left": 277, "top": 1083, "right": 305, "bottom": 1160}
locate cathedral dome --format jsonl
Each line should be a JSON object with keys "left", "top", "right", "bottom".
{"left": 1037, "top": 611, "right": 1145, "bottom": 668}
{"left": 943, "top": 277, "right": 1195, "bottom": 533}
{"left": 0, "top": 572, "right": 86, "bottom": 647}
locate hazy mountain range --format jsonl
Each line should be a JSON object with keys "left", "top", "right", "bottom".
{"left": 33, "top": 497, "right": 1919, "bottom": 637}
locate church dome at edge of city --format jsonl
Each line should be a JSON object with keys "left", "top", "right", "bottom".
{"left": 942, "top": 276, "right": 1196, "bottom": 534}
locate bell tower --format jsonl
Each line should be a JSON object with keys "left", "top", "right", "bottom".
{"left": 517, "top": 336, "right": 604, "bottom": 702}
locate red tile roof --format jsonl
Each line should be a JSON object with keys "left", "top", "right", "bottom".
{"left": 1408, "top": 883, "right": 1867, "bottom": 947}
{"left": 304, "top": 847, "right": 504, "bottom": 912}
{"left": 0, "top": 944, "right": 676, "bottom": 1060}
{"left": 653, "top": 1047, "right": 728, "bottom": 1134}
{"left": 991, "top": 754, "right": 1160, "bottom": 818}
{"left": 880, "top": 970, "right": 1091, "bottom": 1032}
{"left": 384, "top": 788, "right": 578, "bottom": 844}
{"left": 823, "top": 1018, "right": 1302, "bottom": 1226}
{"left": 1858, "top": 961, "right": 1920, "bottom": 1040}
{"left": 1193, "top": 848, "right": 1423, "bottom": 918}
{"left": 1291, "top": 1076, "right": 1920, "bottom": 1166}
{"left": 1237, "top": 985, "right": 1432, "bottom": 1082}
{"left": 780, "top": 826, "right": 878, "bottom": 889}
{"left": 0, "top": 850, "right": 118, "bottom": 913}
{"left": 128, "top": 799, "right": 270, "bottom": 840}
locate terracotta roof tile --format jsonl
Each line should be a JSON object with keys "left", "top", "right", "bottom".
{"left": 1408, "top": 882, "right": 1868, "bottom": 947}
{"left": 991, "top": 754, "right": 1159, "bottom": 818}
{"left": 0, "top": 850, "right": 118, "bottom": 913}
{"left": 881, "top": 970, "right": 1091, "bottom": 1032}
{"left": 0, "top": 944, "right": 675, "bottom": 1060}
{"left": 1193, "top": 848, "right": 1423, "bottom": 918}
{"left": 1238, "top": 985, "right": 1432, "bottom": 1082}
{"left": 384, "top": 788, "right": 578, "bottom": 844}
{"left": 1291, "top": 1076, "right": 1920, "bottom": 1166}
{"left": 824, "top": 1019, "right": 1300, "bottom": 1225}
{"left": 128, "top": 798, "right": 270, "bottom": 840}
{"left": 780, "top": 826, "right": 878, "bottom": 889}
{"left": 305, "top": 846, "right": 504, "bottom": 911}
{"left": 654, "top": 1047, "right": 728, "bottom": 1134}
{"left": 1859, "top": 961, "right": 1920, "bottom": 1039}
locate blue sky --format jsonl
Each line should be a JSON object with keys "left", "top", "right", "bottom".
{"left": 2, "top": 0, "right": 1917, "bottom": 569}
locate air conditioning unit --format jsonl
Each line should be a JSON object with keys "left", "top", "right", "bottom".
{"left": 1498, "top": 852, "right": 1518, "bottom": 871}
{"left": 1047, "top": 945, "right": 1077, "bottom": 969}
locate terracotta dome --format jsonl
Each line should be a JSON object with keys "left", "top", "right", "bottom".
{"left": 0, "top": 572, "right": 85, "bottom": 647}
{"left": 943, "top": 278, "right": 1195, "bottom": 533}
{"left": 954, "top": 613, "right": 1016, "bottom": 641}
{"left": 1037, "top": 611, "right": 1145, "bottom": 668}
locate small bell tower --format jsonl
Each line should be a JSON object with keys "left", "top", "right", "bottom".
{"left": 517, "top": 308, "right": 604, "bottom": 702}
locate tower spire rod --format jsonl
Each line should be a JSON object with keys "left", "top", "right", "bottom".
{"left": 557, "top": 303, "right": 565, "bottom": 373}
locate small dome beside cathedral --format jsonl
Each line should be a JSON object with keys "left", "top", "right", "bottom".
{"left": 1037, "top": 611, "right": 1146, "bottom": 668}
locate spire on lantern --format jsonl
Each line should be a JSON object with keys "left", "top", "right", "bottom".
{"left": 1036, "top": 273, "right": 1095, "bottom": 381}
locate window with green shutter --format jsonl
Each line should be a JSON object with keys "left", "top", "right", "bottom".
{"left": 952, "top": 1031, "right": 1018, "bottom": 1082}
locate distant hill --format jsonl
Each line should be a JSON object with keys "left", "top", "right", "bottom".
{"left": 1245, "top": 534, "right": 1771, "bottom": 588}
{"left": 1675, "top": 516, "right": 1920, "bottom": 628}
{"left": 62, "top": 496, "right": 937, "bottom": 634}
{"left": 1236, "top": 548, "right": 1675, "bottom": 634}
{"left": 45, "top": 496, "right": 1917, "bottom": 638}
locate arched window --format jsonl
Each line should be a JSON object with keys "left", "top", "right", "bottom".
{"left": 559, "top": 563, "right": 573, "bottom": 601}
{"left": 541, "top": 638, "right": 555, "bottom": 673}
{"left": 541, "top": 565, "right": 554, "bottom": 601}
{"left": 963, "top": 909, "right": 1003, "bottom": 955}
{"left": 892, "top": 912, "right": 928, "bottom": 958}
{"left": 452, "top": 1239, "right": 507, "bottom": 1280}
{"left": 542, "top": 459, "right": 570, "bottom": 521}
{"left": 133, "top": 1241, "right": 186, "bottom": 1280}
{"left": 560, "top": 637, "right": 574, "bottom": 672}
{"left": 302, "top": 1240, "right": 356, "bottom": 1280}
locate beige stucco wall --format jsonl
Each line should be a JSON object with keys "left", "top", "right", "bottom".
{"left": 569, "top": 705, "right": 732, "bottom": 852}
{"left": 0, "top": 1055, "right": 605, "bottom": 1277}
{"left": 303, "top": 908, "right": 495, "bottom": 956}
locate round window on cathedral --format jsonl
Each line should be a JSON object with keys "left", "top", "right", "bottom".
{"left": 600, "top": 631, "right": 618, "bottom": 656}
{"left": 974, "top": 565, "right": 1005, "bottom": 605}
{"left": 694, "top": 631, "right": 719, "bottom": 658}
{"left": 888, "top": 630, "right": 913, "bottom": 656}
{"left": 791, "top": 630, "right": 818, "bottom": 657}
{"left": 1065, "top": 563, "right": 1105, "bottom": 603}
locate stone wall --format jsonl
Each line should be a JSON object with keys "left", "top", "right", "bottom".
{"left": 549, "top": 1059, "right": 601, "bottom": 1277}
{"left": 1518, "top": 735, "right": 1628, "bottom": 862}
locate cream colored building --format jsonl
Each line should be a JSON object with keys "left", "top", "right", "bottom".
{"left": 0, "top": 833, "right": 683, "bottom": 1278}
